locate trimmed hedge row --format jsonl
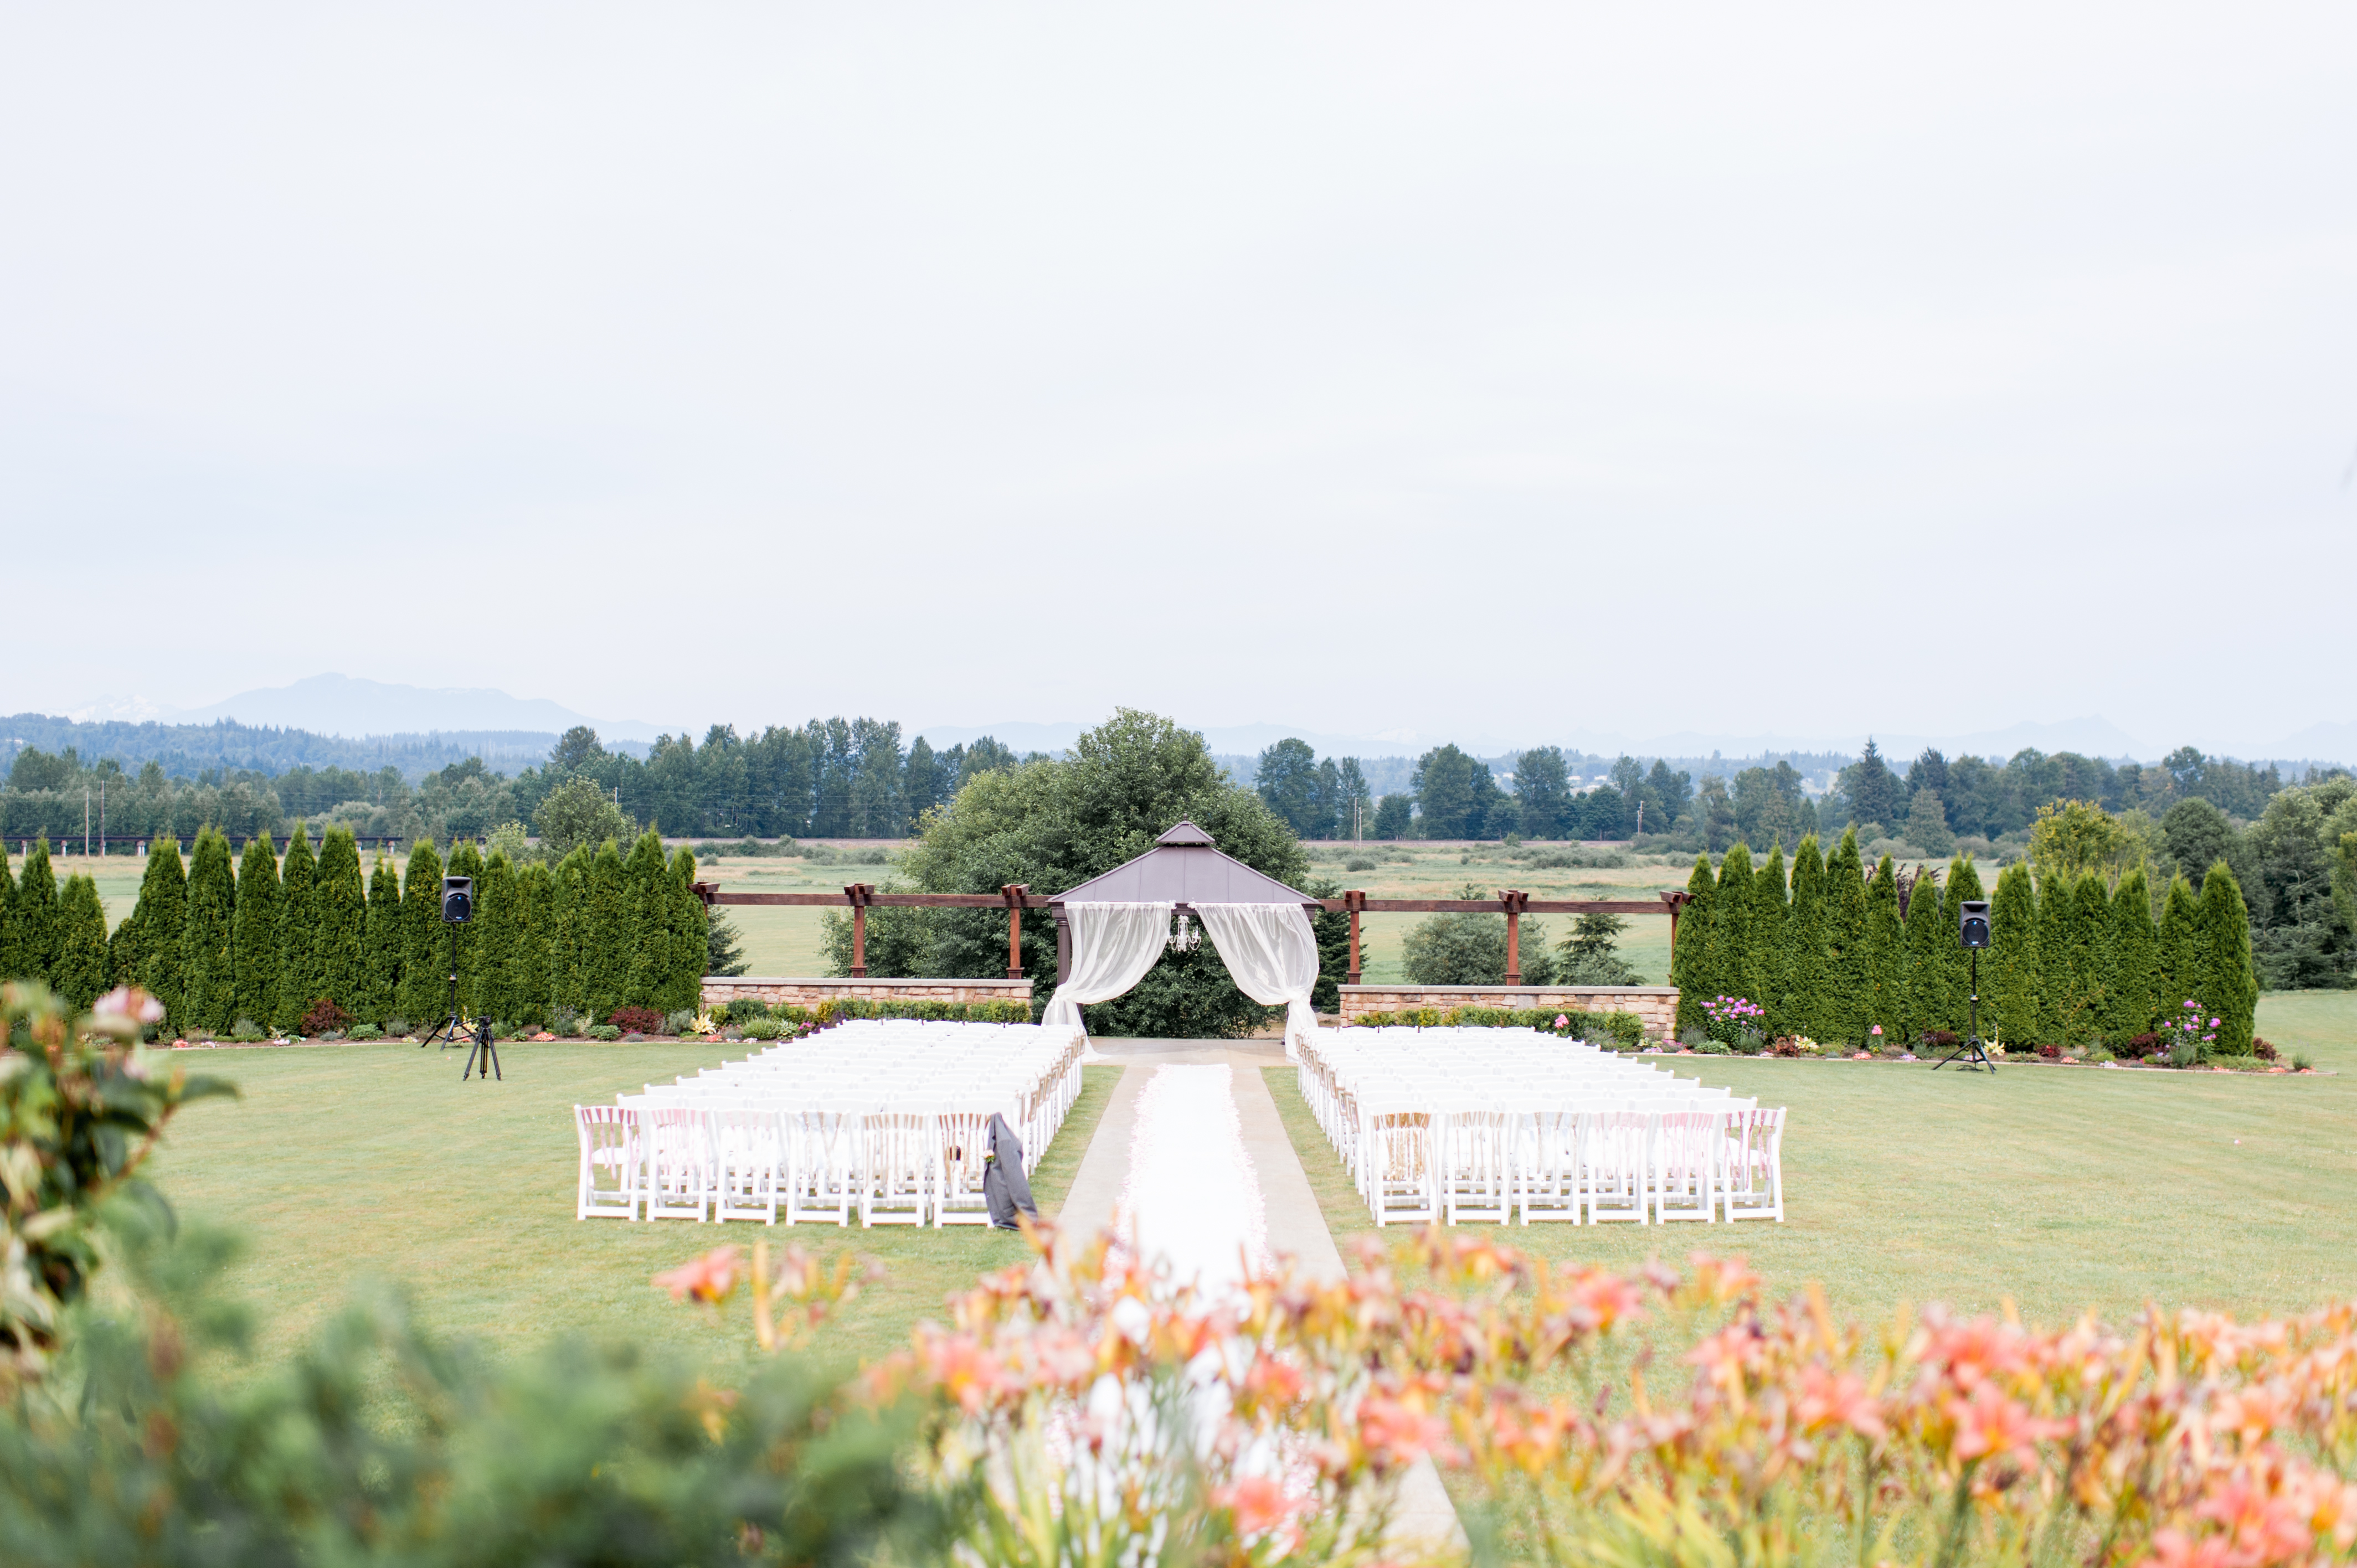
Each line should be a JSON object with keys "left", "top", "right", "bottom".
{"left": 1351, "top": 1005, "right": 1647, "bottom": 1049}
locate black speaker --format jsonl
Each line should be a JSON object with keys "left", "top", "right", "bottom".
{"left": 441, "top": 875, "right": 475, "bottom": 924}
{"left": 1958, "top": 899, "right": 1990, "bottom": 949}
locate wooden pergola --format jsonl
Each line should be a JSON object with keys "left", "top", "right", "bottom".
{"left": 695, "top": 858, "right": 1694, "bottom": 985}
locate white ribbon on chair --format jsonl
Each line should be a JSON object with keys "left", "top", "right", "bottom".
{"left": 1040, "top": 902, "right": 1175, "bottom": 1046}
{"left": 1195, "top": 901, "right": 1321, "bottom": 1059}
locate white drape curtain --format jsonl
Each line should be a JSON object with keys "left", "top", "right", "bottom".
{"left": 1041, "top": 902, "right": 1174, "bottom": 1036}
{"left": 1195, "top": 902, "right": 1321, "bottom": 1057}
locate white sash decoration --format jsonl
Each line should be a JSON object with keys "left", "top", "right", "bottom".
{"left": 1195, "top": 901, "right": 1320, "bottom": 1059}
{"left": 1041, "top": 901, "right": 1176, "bottom": 1038}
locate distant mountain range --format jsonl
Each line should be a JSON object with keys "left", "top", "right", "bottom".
{"left": 167, "top": 674, "right": 664, "bottom": 743}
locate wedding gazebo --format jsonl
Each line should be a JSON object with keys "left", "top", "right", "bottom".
{"left": 1043, "top": 821, "right": 1325, "bottom": 1050}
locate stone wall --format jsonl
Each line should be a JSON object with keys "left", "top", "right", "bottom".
{"left": 701, "top": 976, "right": 1033, "bottom": 1009}
{"left": 1337, "top": 984, "right": 1677, "bottom": 1041}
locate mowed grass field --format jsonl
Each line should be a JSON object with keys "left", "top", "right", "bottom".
{"left": 140, "top": 992, "right": 2356, "bottom": 1388}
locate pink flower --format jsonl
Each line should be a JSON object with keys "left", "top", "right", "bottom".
{"left": 94, "top": 986, "right": 166, "bottom": 1025}
{"left": 1212, "top": 1476, "right": 1299, "bottom": 1538}
{"left": 653, "top": 1246, "right": 743, "bottom": 1304}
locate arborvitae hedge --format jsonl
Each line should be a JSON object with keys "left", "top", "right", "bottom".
{"left": 1712, "top": 844, "right": 1754, "bottom": 1011}
{"left": 517, "top": 860, "right": 556, "bottom": 1025}
{"left": 122, "top": 837, "right": 187, "bottom": 1022}
{"left": 585, "top": 838, "right": 628, "bottom": 1024}
{"left": 397, "top": 840, "right": 446, "bottom": 1030}
{"left": 2107, "top": 865, "right": 2157, "bottom": 1043}
{"left": 1787, "top": 835, "right": 1828, "bottom": 1038}
{"left": 1901, "top": 868, "right": 1944, "bottom": 1044}
{"left": 0, "top": 840, "right": 17, "bottom": 979}
{"left": 1864, "top": 855, "right": 1903, "bottom": 1042}
{"left": 474, "top": 851, "right": 519, "bottom": 1025}
{"left": 313, "top": 827, "right": 368, "bottom": 1017}
{"left": 2158, "top": 874, "right": 2200, "bottom": 1022}
{"left": 665, "top": 845, "right": 707, "bottom": 1015}
{"left": 16, "top": 837, "right": 60, "bottom": 985}
{"left": 179, "top": 829, "right": 237, "bottom": 1036}
{"left": 1670, "top": 854, "right": 1716, "bottom": 1033}
{"left": 1748, "top": 843, "right": 1788, "bottom": 1034}
{"left": 1937, "top": 858, "right": 1984, "bottom": 1038}
{"left": 550, "top": 848, "right": 589, "bottom": 1021}
{"left": 54, "top": 874, "right": 109, "bottom": 1009}
{"left": 1986, "top": 863, "right": 2040, "bottom": 1050}
{"left": 2199, "top": 860, "right": 2258, "bottom": 1054}
{"left": 232, "top": 834, "right": 282, "bottom": 1028}
{"left": 363, "top": 854, "right": 402, "bottom": 1024}
{"left": 1822, "top": 830, "right": 1869, "bottom": 1044}
{"left": 274, "top": 824, "right": 318, "bottom": 1033}
{"left": 445, "top": 841, "right": 486, "bottom": 1019}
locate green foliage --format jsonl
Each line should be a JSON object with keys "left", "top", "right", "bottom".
{"left": 584, "top": 838, "right": 629, "bottom": 1024}
{"left": 1862, "top": 855, "right": 1903, "bottom": 1043}
{"left": 1900, "top": 864, "right": 1946, "bottom": 1046}
{"left": 230, "top": 834, "right": 281, "bottom": 1030}
{"left": 177, "top": 829, "right": 236, "bottom": 1036}
{"left": 362, "top": 853, "right": 402, "bottom": 1025}
{"left": 1938, "top": 858, "right": 1985, "bottom": 1040}
{"left": 1821, "top": 829, "right": 1868, "bottom": 1045}
{"left": 1713, "top": 844, "right": 1754, "bottom": 1010}
{"left": 1784, "top": 835, "right": 1827, "bottom": 1041}
{"left": 13, "top": 838, "right": 60, "bottom": 984}
{"left": 474, "top": 850, "right": 520, "bottom": 1025}
{"left": 1254, "top": 737, "right": 1326, "bottom": 837}
{"left": 2107, "top": 863, "right": 2158, "bottom": 1043}
{"left": 396, "top": 838, "right": 447, "bottom": 1030}
{"left": 2198, "top": 862, "right": 2258, "bottom": 1054}
{"left": 1349, "top": 1005, "right": 1645, "bottom": 1045}
{"left": 1370, "top": 793, "right": 1413, "bottom": 840}
{"left": 514, "top": 860, "right": 557, "bottom": 1027}
{"left": 52, "top": 876, "right": 109, "bottom": 1011}
{"left": 274, "top": 823, "right": 318, "bottom": 1033}
{"left": 707, "top": 908, "right": 749, "bottom": 979}
{"left": 1746, "top": 845, "right": 1787, "bottom": 1031}
{"left": 312, "top": 826, "right": 368, "bottom": 1016}
{"left": 1984, "top": 862, "right": 2040, "bottom": 1051}
{"left": 1401, "top": 897, "right": 1556, "bottom": 988}
{"left": 665, "top": 845, "right": 707, "bottom": 1014}
{"left": 0, "top": 984, "right": 234, "bottom": 1379}
{"left": 549, "top": 847, "right": 590, "bottom": 1020}
{"left": 1411, "top": 743, "right": 1506, "bottom": 840}
{"left": 1669, "top": 854, "right": 1715, "bottom": 1033}
{"left": 2157, "top": 873, "right": 2201, "bottom": 1028}
{"left": 1557, "top": 911, "right": 1640, "bottom": 987}
{"left": 0, "top": 842, "right": 15, "bottom": 982}
{"left": 1838, "top": 739, "right": 1906, "bottom": 837}
{"left": 1905, "top": 787, "right": 1955, "bottom": 855}
{"left": 812, "top": 996, "right": 1032, "bottom": 1024}
{"left": 2070, "top": 872, "right": 2113, "bottom": 1048}
{"left": 125, "top": 837, "right": 187, "bottom": 1025}
{"left": 533, "top": 773, "right": 636, "bottom": 862}
{"left": 444, "top": 840, "right": 486, "bottom": 1017}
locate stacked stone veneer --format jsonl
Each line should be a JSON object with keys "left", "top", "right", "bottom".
{"left": 1337, "top": 984, "right": 1677, "bottom": 1041}
{"left": 701, "top": 976, "right": 1033, "bottom": 1009}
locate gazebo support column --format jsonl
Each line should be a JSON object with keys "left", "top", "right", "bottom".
{"left": 1001, "top": 884, "right": 1029, "bottom": 979}
{"left": 1344, "top": 890, "right": 1367, "bottom": 986}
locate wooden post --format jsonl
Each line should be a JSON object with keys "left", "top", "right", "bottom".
{"left": 1344, "top": 890, "right": 1366, "bottom": 986}
{"left": 1660, "top": 890, "right": 1690, "bottom": 967}
{"left": 845, "top": 884, "right": 874, "bottom": 977}
{"left": 1501, "top": 889, "right": 1530, "bottom": 986}
{"left": 1001, "top": 884, "right": 1029, "bottom": 979}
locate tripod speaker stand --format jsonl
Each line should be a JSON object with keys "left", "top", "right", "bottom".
{"left": 1933, "top": 899, "right": 1995, "bottom": 1072}
{"left": 415, "top": 874, "right": 499, "bottom": 1080}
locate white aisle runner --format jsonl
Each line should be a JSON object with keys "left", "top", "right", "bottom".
{"left": 1113, "top": 1064, "right": 1271, "bottom": 1293}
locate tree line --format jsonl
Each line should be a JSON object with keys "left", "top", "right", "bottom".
{"left": 1669, "top": 827, "right": 2262, "bottom": 1056}
{"left": 0, "top": 827, "right": 707, "bottom": 1036}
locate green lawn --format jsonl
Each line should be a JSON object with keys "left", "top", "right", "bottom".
{"left": 146, "top": 1043, "right": 1117, "bottom": 1375}
{"left": 1269, "top": 989, "right": 2357, "bottom": 1329}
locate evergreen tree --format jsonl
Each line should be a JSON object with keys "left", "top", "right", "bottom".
{"left": 1862, "top": 855, "right": 1905, "bottom": 1043}
{"left": 668, "top": 845, "right": 708, "bottom": 1015}
{"left": 0, "top": 840, "right": 18, "bottom": 981}
{"left": 445, "top": 841, "right": 487, "bottom": 1017}
{"left": 362, "top": 854, "right": 403, "bottom": 1025}
{"left": 1713, "top": 844, "right": 1755, "bottom": 1007}
{"left": 275, "top": 824, "right": 319, "bottom": 1033}
{"left": 2068, "top": 873, "right": 2113, "bottom": 1049}
{"left": 1985, "top": 862, "right": 2040, "bottom": 1051}
{"left": 1670, "top": 854, "right": 1716, "bottom": 1035}
{"left": 475, "top": 851, "right": 519, "bottom": 1025}
{"left": 16, "top": 837, "right": 61, "bottom": 983}
{"left": 586, "top": 838, "right": 627, "bottom": 1024}
{"left": 1901, "top": 864, "right": 1946, "bottom": 1046}
{"left": 1747, "top": 844, "right": 1788, "bottom": 1033}
{"left": 549, "top": 847, "right": 591, "bottom": 1023}
{"left": 1936, "top": 858, "right": 1985, "bottom": 1040}
{"left": 397, "top": 840, "right": 447, "bottom": 1030}
{"left": 1785, "top": 835, "right": 1829, "bottom": 1040}
{"left": 620, "top": 830, "right": 670, "bottom": 1010}
{"left": 2105, "top": 864, "right": 2158, "bottom": 1045}
{"left": 128, "top": 837, "right": 187, "bottom": 1024}
{"left": 231, "top": 834, "right": 282, "bottom": 1029}
{"left": 513, "top": 859, "right": 557, "bottom": 1028}
{"left": 312, "top": 827, "right": 367, "bottom": 1015}
{"left": 2157, "top": 873, "right": 2200, "bottom": 1028}
{"left": 54, "top": 874, "right": 109, "bottom": 1010}
{"left": 2198, "top": 862, "right": 2259, "bottom": 1055}
{"left": 178, "top": 829, "right": 238, "bottom": 1036}
{"left": 1821, "top": 829, "right": 1869, "bottom": 1044}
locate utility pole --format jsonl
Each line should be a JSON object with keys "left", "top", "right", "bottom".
{"left": 85, "top": 787, "right": 91, "bottom": 858}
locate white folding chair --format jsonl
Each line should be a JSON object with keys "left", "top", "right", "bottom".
{"left": 935, "top": 1110, "right": 995, "bottom": 1227}
{"left": 859, "top": 1111, "right": 936, "bottom": 1227}
{"left": 1516, "top": 1109, "right": 1581, "bottom": 1224}
{"left": 1722, "top": 1107, "right": 1786, "bottom": 1221}
{"left": 1367, "top": 1108, "right": 1439, "bottom": 1226}
{"left": 1444, "top": 1109, "right": 1513, "bottom": 1225}
{"left": 643, "top": 1106, "right": 712, "bottom": 1221}
{"left": 1652, "top": 1110, "right": 1719, "bottom": 1223}
{"left": 711, "top": 1108, "right": 781, "bottom": 1223}
{"left": 575, "top": 1105, "right": 641, "bottom": 1220}
{"left": 1584, "top": 1110, "right": 1651, "bottom": 1224}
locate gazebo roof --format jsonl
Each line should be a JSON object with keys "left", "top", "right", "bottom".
{"left": 1052, "top": 820, "right": 1322, "bottom": 907}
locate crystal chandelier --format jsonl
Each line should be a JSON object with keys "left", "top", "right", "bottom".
{"left": 1168, "top": 912, "right": 1201, "bottom": 953}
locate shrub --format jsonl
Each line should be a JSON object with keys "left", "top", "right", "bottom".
{"left": 384, "top": 1015, "right": 412, "bottom": 1036}
{"left": 299, "top": 997, "right": 352, "bottom": 1036}
{"left": 586, "top": 1023, "right": 622, "bottom": 1041}
{"left": 607, "top": 1005, "right": 665, "bottom": 1035}
{"left": 229, "top": 1017, "right": 266, "bottom": 1043}
{"left": 661, "top": 1008, "right": 699, "bottom": 1036}
{"left": 346, "top": 1024, "right": 382, "bottom": 1041}
{"left": 551, "top": 1007, "right": 584, "bottom": 1037}
{"left": 2254, "top": 1035, "right": 2279, "bottom": 1061}
{"left": 724, "top": 997, "right": 769, "bottom": 1024}
{"left": 742, "top": 1017, "right": 783, "bottom": 1040}
{"left": 1345, "top": 856, "right": 1376, "bottom": 871}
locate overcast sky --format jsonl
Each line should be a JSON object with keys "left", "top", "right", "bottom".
{"left": 4, "top": 4, "right": 2353, "bottom": 755}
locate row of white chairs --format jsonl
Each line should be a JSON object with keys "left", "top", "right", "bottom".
{"left": 1299, "top": 1028, "right": 1787, "bottom": 1225}
{"left": 574, "top": 1022, "right": 1084, "bottom": 1225}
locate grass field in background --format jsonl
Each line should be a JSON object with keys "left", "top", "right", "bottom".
{"left": 1270, "top": 989, "right": 2357, "bottom": 1328}
{"left": 147, "top": 1044, "right": 1117, "bottom": 1377}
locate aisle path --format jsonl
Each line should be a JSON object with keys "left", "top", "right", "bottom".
{"left": 1059, "top": 1039, "right": 1465, "bottom": 1556}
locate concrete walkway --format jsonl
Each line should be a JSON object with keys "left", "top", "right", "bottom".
{"left": 1058, "top": 1039, "right": 1465, "bottom": 1556}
